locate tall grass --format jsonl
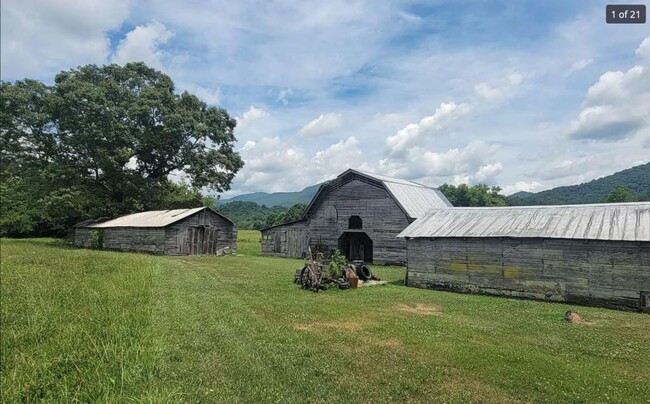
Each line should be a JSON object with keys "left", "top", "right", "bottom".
{"left": 235, "top": 229, "right": 262, "bottom": 256}
{"left": 0, "top": 239, "right": 172, "bottom": 402}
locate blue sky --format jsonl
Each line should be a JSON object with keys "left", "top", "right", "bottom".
{"left": 2, "top": 0, "right": 649, "bottom": 197}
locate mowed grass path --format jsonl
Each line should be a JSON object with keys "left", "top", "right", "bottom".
{"left": 2, "top": 232, "right": 649, "bottom": 402}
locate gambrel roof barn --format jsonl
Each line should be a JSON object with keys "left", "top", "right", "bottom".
{"left": 261, "top": 169, "right": 451, "bottom": 264}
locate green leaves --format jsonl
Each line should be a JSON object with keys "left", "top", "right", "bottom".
{"left": 0, "top": 62, "right": 243, "bottom": 236}
{"left": 439, "top": 184, "right": 507, "bottom": 207}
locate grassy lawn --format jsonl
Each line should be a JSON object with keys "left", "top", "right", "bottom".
{"left": 1, "top": 234, "right": 649, "bottom": 402}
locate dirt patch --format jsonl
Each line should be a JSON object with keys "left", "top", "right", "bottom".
{"left": 292, "top": 321, "right": 364, "bottom": 332}
{"left": 564, "top": 310, "right": 594, "bottom": 325}
{"left": 394, "top": 303, "right": 441, "bottom": 315}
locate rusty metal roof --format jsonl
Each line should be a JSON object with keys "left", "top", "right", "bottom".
{"left": 82, "top": 207, "right": 229, "bottom": 228}
{"left": 397, "top": 202, "right": 650, "bottom": 242}
{"left": 345, "top": 169, "right": 453, "bottom": 218}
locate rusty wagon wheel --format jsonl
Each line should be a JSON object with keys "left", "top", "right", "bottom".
{"left": 299, "top": 265, "right": 312, "bottom": 289}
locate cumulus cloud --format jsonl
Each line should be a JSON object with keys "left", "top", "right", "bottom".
{"left": 473, "top": 72, "right": 526, "bottom": 104}
{"left": 386, "top": 102, "right": 471, "bottom": 157}
{"left": 112, "top": 20, "right": 174, "bottom": 69}
{"left": 637, "top": 36, "right": 650, "bottom": 59}
{"left": 179, "top": 82, "right": 220, "bottom": 105}
{"left": 297, "top": 113, "right": 343, "bottom": 137}
{"left": 568, "top": 35, "right": 650, "bottom": 141}
{"left": 501, "top": 181, "right": 544, "bottom": 196}
{"left": 1, "top": 0, "right": 130, "bottom": 79}
{"left": 235, "top": 106, "right": 269, "bottom": 132}
{"left": 379, "top": 140, "right": 502, "bottom": 186}
{"left": 234, "top": 136, "right": 366, "bottom": 192}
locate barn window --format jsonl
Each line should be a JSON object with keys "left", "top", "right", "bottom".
{"left": 641, "top": 292, "right": 650, "bottom": 312}
{"left": 348, "top": 215, "right": 362, "bottom": 229}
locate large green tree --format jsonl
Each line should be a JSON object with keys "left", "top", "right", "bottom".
{"left": 603, "top": 186, "right": 638, "bottom": 203}
{"left": 439, "top": 184, "right": 507, "bottom": 207}
{"left": 1, "top": 63, "right": 243, "bottom": 236}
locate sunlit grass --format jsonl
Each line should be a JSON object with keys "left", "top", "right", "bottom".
{"left": 2, "top": 236, "right": 649, "bottom": 402}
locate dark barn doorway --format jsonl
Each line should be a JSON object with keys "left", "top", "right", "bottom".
{"left": 338, "top": 232, "right": 373, "bottom": 262}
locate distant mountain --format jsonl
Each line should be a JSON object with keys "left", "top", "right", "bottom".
{"left": 507, "top": 162, "right": 650, "bottom": 205}
{"left": 219, "top": 183, "right": 322, "bottom": 208}
{"left": 508, "top": 191, "right": 534, "bottom": 199}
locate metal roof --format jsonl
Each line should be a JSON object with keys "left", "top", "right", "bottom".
{"left": 397, "top": 202, "right": 650, "bottom": 242}
{"left": 343, "top": 169, "right": 452, "bottom": 218}
{"left": 82, "top": 207, "right": 227, "bottom": 228}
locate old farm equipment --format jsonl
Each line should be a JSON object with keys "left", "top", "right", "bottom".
{"left": 295, "top": 248, "right": 378, "bottom": 292}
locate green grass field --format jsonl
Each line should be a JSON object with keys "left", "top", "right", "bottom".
{"left": 2, "top": 231, "right": 649, "bottom": 402}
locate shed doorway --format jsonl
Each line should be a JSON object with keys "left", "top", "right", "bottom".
{"left": 184, "top": 227, "right": 219, "bottom": 255}
{"left": 338, "top": 232, "right": 373, "bottom": 262}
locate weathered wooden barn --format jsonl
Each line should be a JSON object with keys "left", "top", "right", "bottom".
{"left": 261, "top": 169, "right": 452, "bottom": 264}
{"left": 75, "top": 207, "right": 236, "bottom": 255}
{"left": 398, "top": 202, "right": 650, "bottom": 311}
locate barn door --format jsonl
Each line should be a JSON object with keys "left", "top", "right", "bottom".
{"left": 185, "top": 227, "right": 205, "bottom": 255}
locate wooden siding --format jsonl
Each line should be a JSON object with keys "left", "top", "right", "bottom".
{"left": 74, "top": 227, "right": 167, "bottom": 253}
{"left": 74, "top": 228, "right": 95, "bottom": 248}
{"left": 262, "top": 178, "right": 411, "bottom": 264}
{"left": 261, "top": 221, "right": 309, "bottom": 258}
{"left": 405, "top": 237, "right": 650, "bottom": 311}
{"left": 307, "top": 179, "right": 410, "bottom": 264}
{"left": 74, "top": 209, "right": 236, "bottom": 255}
{"left": 164, "top": 209, "right": 236, "bottom": 255}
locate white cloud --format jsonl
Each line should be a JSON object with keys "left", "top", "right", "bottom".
{"left": 235, "top": 106, "right": 269, "bottom": 132}
{"left": 1, "top": 0, "right": 130, "bottom": 79}
{"left": 179, "top": 82, "right": 220, "bottom": 105}
{"left": 637, "top": 36, "right": 650, "bottom": 59}
{"left": 474, "top": 72, "right": 527, "bottom": 104}
{"left": 297, "top": 113, "right": 343, "bottom": 137}
{"left": 472, "top": 163, "right": 504, "bottom": 183}
{"left": 386, "top": 102, "right": 471, "bottom": 157}
{"left": 564, "top": 58, "right": 593, "bottom": 76}
{"left": 379, "top": 140, "right": 502, "bottom": 186}
{"left": 567, "top": 35, "right": 650, "bottom": 141}
{"left": 501, "top": 181, "right": 544, "bottom": 196}
{"left": 277, "top": 88, "right": 293, "bottom": 105}
{"left": 233, "top": 136, "right": 366, "bottom": 193}
{"left": 112, "top": 20, "right": 174, "bottom": 69}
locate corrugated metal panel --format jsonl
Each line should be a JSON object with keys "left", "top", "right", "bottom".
{"left": 397, "top": 202, "right": 650, "bottom": 242}
{"left": 346, "top": 169, "right": 452, "bottom": 218}
{"left": 384, "top": 182, "right": 452, "bottom": 218}
{"left": 86, "top": 207, "right": 206, "bottom": 228}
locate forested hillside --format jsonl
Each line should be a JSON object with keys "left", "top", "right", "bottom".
{"left": 507, "top": 162, "right": 650, "bottom": 205}
{"left": 217, "top": 201, "right": 307, "bottom": 230}
{"left": 219, "top": 184, "right": 321, "bottom": 207}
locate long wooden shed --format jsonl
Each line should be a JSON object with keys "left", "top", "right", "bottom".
{"left": 398, "top": 202, "right": 650, "bottom": 311}
{"left": 75, "top": 206, "right": 236, "bottom": 255}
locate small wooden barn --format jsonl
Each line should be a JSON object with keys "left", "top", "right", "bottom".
{"left": 75, "top": 206, "right": 236, "bottom": 255}
{"left": 397, "top": 202, "right": 650, "bottom": 311}
{"left": 261, "top": 169, "right": 451, "bottom": 264}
